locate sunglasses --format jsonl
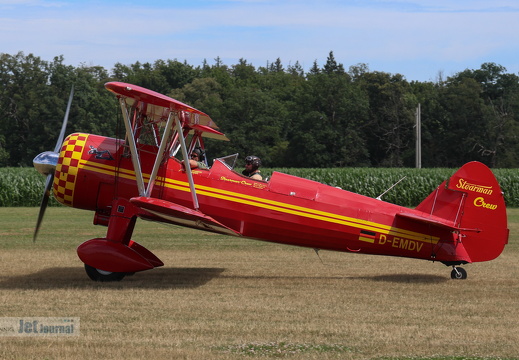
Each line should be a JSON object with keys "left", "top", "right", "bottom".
{"left": 190, "top": 154, "right": 199, "bottom": 159}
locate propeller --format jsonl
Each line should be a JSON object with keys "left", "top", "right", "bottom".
{"left": 33, "top": 85, "right": 74, "bottom": 241}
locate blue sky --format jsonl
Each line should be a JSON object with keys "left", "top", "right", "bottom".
{"left": 1, "top": 0, "right": 518, "bottom": 81}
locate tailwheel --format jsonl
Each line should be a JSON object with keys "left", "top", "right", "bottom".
{"left": 84, "top": 264, "right": 126, "bottom": 282}
{"left": 450, "top": 266, "right": 468, "bottom": 280}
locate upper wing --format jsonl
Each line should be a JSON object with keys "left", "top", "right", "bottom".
{"left": 105, "top": 81, "right": 229, "bottom": 141}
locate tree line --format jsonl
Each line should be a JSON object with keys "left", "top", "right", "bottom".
{"left": 1, "top": 51, "right": 519, "bottom": 168}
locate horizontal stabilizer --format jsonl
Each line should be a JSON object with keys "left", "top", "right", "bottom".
{"left": 396, "top": 212, "right": 481, "bottom": 233}
{"left": 131, "top": 197, "right": 241, "bottom": 237}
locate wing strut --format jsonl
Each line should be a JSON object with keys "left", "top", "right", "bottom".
{"left": 175, "top": 114, "right": 199, "bottom": 210}
{"left": 145, "top": 111, "right": 175, "bottom": 197}
{"left": 119, "top": 97, "right": 146, "bottom": 196}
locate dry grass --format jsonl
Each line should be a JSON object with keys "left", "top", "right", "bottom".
{"left": 1, "top": 207, "right": 518, "bottom": 360}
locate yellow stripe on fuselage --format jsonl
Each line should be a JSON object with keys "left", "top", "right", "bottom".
{"left": 158, "top": 177, "right": 439, "bottom": 244}
{"left": 78, "top": 158, "right": 439, "bottom": 244}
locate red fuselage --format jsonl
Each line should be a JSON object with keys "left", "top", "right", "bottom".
{"left": 55, "top": 132, "right": 462, "bottom": 264}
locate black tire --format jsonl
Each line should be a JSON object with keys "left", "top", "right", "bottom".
{"left": 450, "top": 267, "right": 468, "bottom": 280}
{"left": 84, "top": 264, "right": 126, "bottom": 282}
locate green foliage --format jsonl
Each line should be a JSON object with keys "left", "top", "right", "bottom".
{"left": 2, "top": 51, "right": 519, "bottom": 169}
{"left": 0, "top": 167, "right": 53, "bottom": 206}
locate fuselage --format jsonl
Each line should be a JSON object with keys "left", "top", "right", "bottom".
{"left": 54, "top": 133, "right": 460, "bottom": 263}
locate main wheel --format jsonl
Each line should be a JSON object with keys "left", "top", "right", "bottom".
{"left": 84, "top": 264, "right": 126, "bottom": 282}
{"left": 450, "top": 267, "right": 468, "bottom": 280}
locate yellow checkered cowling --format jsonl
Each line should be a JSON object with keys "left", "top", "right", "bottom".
{"left": 53, "top": 133, "right": 89, "bottom": 206}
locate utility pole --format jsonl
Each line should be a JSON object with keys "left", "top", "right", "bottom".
{"left": 415, "top": 103, "right": 421, "bottom": 169}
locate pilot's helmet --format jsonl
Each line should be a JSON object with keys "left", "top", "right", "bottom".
{"left": 191, "top": 148, "right": 205, "bottom": 161}
{"left": 245, "top": 155, "right": 261, "bottom": 170}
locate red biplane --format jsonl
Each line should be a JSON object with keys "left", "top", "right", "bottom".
{"left": 33, "top": 82, "right": 509, "bottom": 281}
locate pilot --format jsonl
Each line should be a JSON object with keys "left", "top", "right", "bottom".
{"left": 242, "top": 155, "right": 262, "bottom": 180}
{"left": 186, "top": 148, "right": 208, "bottom": 169}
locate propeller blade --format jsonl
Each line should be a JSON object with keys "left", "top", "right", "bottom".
{"left": 54, "top": 85, "right": 74, "bottom": 153}
{"left": 33, "top": 85, "right": 74, "bottom": 241}
{"left": 33, "top": 173, "right": 54, "bottom": 242}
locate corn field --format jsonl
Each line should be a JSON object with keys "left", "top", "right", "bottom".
{"left": 0, "top": 167, "right": 48, "bottom": 207}
{"left": 1, "top": 167, "right": 518, "bottom": 207}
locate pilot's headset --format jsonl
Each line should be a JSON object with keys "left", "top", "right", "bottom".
{"left": 245, "top": 155, "right": 261, "bottom": 170}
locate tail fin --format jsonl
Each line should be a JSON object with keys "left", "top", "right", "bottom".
{"left": 415, "top": 161, "right": 509, "bottom": 263}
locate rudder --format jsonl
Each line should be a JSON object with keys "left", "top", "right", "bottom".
{"left": 416, "top": 161, "right": 509, "bottom": 263}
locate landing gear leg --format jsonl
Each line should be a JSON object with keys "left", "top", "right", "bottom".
{"left": 450, "top": 266, "right": 467, "bottom": 280}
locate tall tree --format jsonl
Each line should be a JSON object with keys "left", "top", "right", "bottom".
{"left": 0, "top": 52, "right": 53, "bottom": 165}
{"left": 449, "top": 63, "right": 519, "bottom": 167}
{"left": 288, "top": 54, "right": 369, "bottom": 167}
{"left": 357, "top": 71, "right": 415, "bottom": 167}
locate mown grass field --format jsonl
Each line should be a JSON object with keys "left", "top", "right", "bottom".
{"left": 0, "top": 207, "right": 518, "bottom": 360}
